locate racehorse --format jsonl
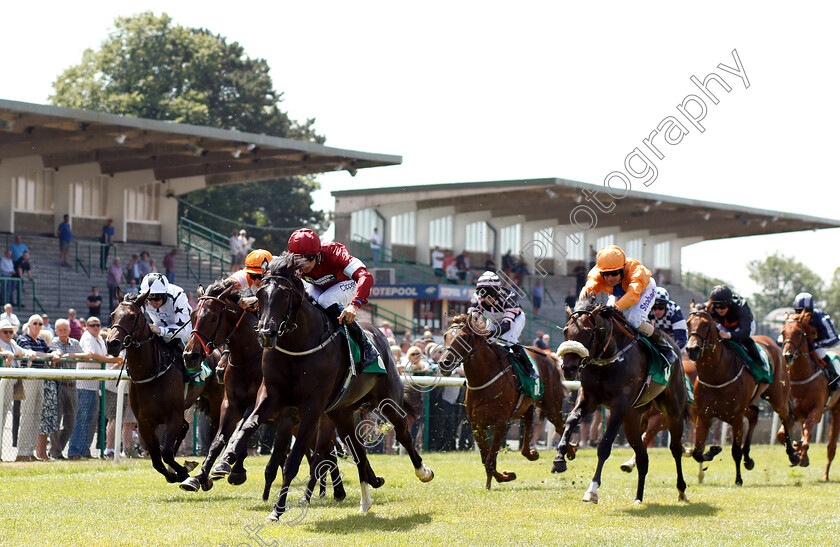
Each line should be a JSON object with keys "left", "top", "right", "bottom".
{"left": 553, "top": 299, "right": 689, "bottom": 504}
{"left": 685, "top": 303, "right": 800, "bottom": 485}
{"left": 779, "top": 312, "right": 840, "bottom": 480}
{"left": 104, "top": 290, "right": 224, "bottom": 483}
{"left": 214, "top": 254, "right": 434, "bottom": 520}
{"left": 179, "top": 279, "right": 344, "bottom": 501}
{"left": 620, "top": 356, "right": 698, "bottom": 473}
{"left": 437, "top": 314, "right": 573, "bottom": 489}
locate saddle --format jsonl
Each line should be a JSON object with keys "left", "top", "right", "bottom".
{"left": 502, "top": 344, "right": 543, "bottom": 399}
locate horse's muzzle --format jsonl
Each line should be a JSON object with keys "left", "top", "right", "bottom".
{"left": 105, "top": 338, "right": 122, "bottom": 357}
{"left": 258, "top": 328, "right": 277, "bottom": 349}
{"left": 783, "top": 353, "right": 795, "bottom": 366}
{"left": 561, "top": 355, "right": 581, "bottom": 381}
{"left": 183, "top": 351, "right": 204, "bottom": 371}
{"left": 685, "top": 345, "right": 700, "bottom": 362}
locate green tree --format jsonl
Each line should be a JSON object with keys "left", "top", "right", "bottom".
{"left": 823, "top": 267, "right": 840, "bottom": 319}
{"left": 746, "top": 252, "right": 824, "bottom": 320}
{"left": 50, "top": 11, "right": 326, "bottom": 251}
{"left": 682, "top": 271, "right": 734, "bottom": 300}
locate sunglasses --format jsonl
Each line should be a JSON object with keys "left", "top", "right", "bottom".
{"left": 302, "top": 254, "right": 318, "bottom": 262}
{"left": 601, "top": 269, "right": 623, "bottom": 278}
{"left": 88, "top": 324, "right": 101, "bottom": 327}
{"left": 0, "top": 330, "right": 13, "bottom": 334}
{"left": 713, "top": 303, "right": 729, "bottom": 310}
{"left": 149, "top": 295, "right": 165, "bottom": 302}
{"left": 32, "top": 322, "right": 43, "bottom": 326}
{"left": 248, "top": 273, "right": 263, "bottom": 280}
{"left": 651, "top": 305, "right": 667, "bottom": 311}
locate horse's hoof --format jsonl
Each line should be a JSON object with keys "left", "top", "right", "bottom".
{"left": 582, "top": 491, "right": 598, "bottom": 503}
{"left": 800, "top": 457, "right": 810, "bottom": 468}
{"left": 201, "top": 478, "right": 213, "bottom": 492}
{"left": 228, "top": 470, "right": 247, "bottom": 486}
{"left": 525, "top": 450, "right": 539, "bottom": 461}
{"left": 620, "top": 460, "right": 635, "bottom": 473}
{"left": 706, "top": 446, "right": 722, "bottom": 460}
{"left": 265, "top": 510, "right": 280, "bottom": 523}
{"left": 360, "top": 498, "right": 373, "bottom": 514}
{"left": 735, "top": 477, "right": 743, "bottom": 486}
{"left": 415, "top": 465, "right": 434, "bottom": 483}
{"left": 789, "top": 454, "right": 801, "bottom": 466}
{"left": 209, "top": 462, "right": 231, "bottom": 480}
{"left": 551, "top": 459, "right": 567, "bottom": 474}
{"left": 744, "top": 458, "right": 755, "bottom": 471}
{"left": 678, "top": 491, "right": 688, "bottom": 503}
{"left": 179, "top": 477, "right": 201, "bottom": 492}
{"left": 184, "top": 460, "right": 198, "bottom": 473}
{"left": 370, "top": 476, "right": 385, "bottom": 489}
{"left": 633, "top": 499, "right": 642, "bottom": 505}
{"left": 334, "top": 489, "right": 347, "bottom": 502}
{"left": 497, "top": 471, "right": 516, "bottom": 482}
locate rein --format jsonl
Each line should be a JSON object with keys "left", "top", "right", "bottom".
{"left": 111, "top": 300, "right": 177, "bottom": 384}
{"left": 783, "top": 320, "right": 823, "bottom": 386}
{"left": 564, "top": 309, "right": 637, "bottom": 368}
{"left": 442, "top": 321, "right": 509, "bottom": 391}
{"left": 189, "top": 294, "right": 250, "bottom": 360}
{"left": 688, "top": 310, "right": 742, "bottom": 389}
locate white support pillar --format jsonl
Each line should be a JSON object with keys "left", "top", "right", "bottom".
{"left": 0, "top": 156, "right": 44, "bottom": 233}
{"left": 108, "top": 170, "right": 156, "bottom": 243}
{"left": 164, "top": 176, "right": 206, "bottom": 246}
{"left": 672, "top": 236, "right": 702, "bottom": 285}
{"left": 415, "top": 206, "right": 454, "bottom": 264}
{"left": 52, "top": 163, "right": 102, "bottom": 228}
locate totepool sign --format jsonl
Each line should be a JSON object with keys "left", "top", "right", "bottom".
{"left": 368, "top": 284, "right": 474, "bottom": 301}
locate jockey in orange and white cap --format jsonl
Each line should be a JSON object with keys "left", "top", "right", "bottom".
{"left": 228, "top": 249, "right": 272, "bottom": 309}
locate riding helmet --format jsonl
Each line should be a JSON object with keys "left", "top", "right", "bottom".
{"left": 793, "top": 292, "right": 814, "bottom": 312}
{"left": 708, "top": 285, "right": 733, "bottom": 305}
{"left": 244, "top": 249, "right": 273, "bottom": 275}
{"left": 140, "top": 272, "right": 169, "bottom": 297}
{"left": 596, "top": 245, "right": 626, "bottom": 271}
{"left": 654, "top": 286, "right": 670, "bottom": 305}
{"left": 287, "top": 229, "right": 321, "bottom": 255}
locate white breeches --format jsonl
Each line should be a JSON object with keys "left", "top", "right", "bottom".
{"left": 489, "top": 313, "right": 526, "bottom": 346}
{"left": 305, "top": 280, "right": 357, "bottom": 309}
{"left": 607, "top": 278, "right": 656, "bottom": 328}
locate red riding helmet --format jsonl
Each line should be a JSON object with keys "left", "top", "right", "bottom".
{"left": 288, "top": 229, "right": 321, "bottom": 255}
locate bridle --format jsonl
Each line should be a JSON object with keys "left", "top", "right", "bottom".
{"left": 440, "top": 321, "right": 486, "bottom": 369}
{"left": 111, "top": 301, "right": 155, "bottom": 349}
{"left": 561, "top": 309, "right": 636, "bottom": 368}
{"left": 686, "top": 310, "right": 722, "bottom": 356}
{"left": 782, "top": 318, "right": 823, "bottom": 385}
{"left": 259, "top": 275, "right": 303, "bottom": 338}
{"left": 189, "top": 294, "right": 249, "bottom": 358}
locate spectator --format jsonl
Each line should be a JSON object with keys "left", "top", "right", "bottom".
{"left": 10, "top": 235, "right": 29, "bottom": 263}
{"left": 564, "top": 290, "right": 578, "bottom": 321}
{"left": 442, "top": 250, "right": 454, "bottom": 274}
{"left": 542, "top": 333, "right": 550, "bottom": 349}
{"left": 41, "top": 314, "right": 55, "bottom": 338}
{"left": 67, "top": 309, "right": 84, "bottom": 341}
{"left": 484, "top": 256, "right": 498, "bottom": 271}
{"left": 0, "top": 319, "right": 36, "bottom": 444}
{"left": 238, "top": 230, "right": 254, "bottom": 257}
{"left": 149, "top": 259, "right": 159, "bottom": 273}
{"left": 1, "top": 303, "right": 21, "bottom": 333}
{"left": 230, "top": 229, "right": 244, "bottom": 272}
{"left": 514, "top": 253, "right": 529, "bottom": 288}
{"left": 445, "top": 260, "right": 460, "bottom": 284}
{"left": 126, "top": 255, "right": 141, "bottom": 284}
{"left": 69, "top": 317, "right": 121, "bottom": 459}
{"left": 16, "top": 314, "right": 61, "bottom": 461}
{"left": 107, "top": 258, "right": 126, "bottom": 312}
{"left": 187, "top": 291, "right": 197, "bottom": 308}
{"left": 431, "top": 246, "right": 444, "bottom": 277}
{"left": 163, "top": 249, "right": 178, "bottom": 282}
{"left": 137, "top": 251, "right": 151, "bottom": 277}
{"left": 124, "top": 279, "right": 139, "bottom": 296}
{"left": 402, "top": 331, "right": 414, "bottom": 345}
{"left": 1, "top": 249, "right": 18, "bottom": 306}
{"left": 104, "top": 349, "right": 128, "bottom": 458}
{"left": 502, "top": 250, "right": 515, "bottom": 277}
{"left": 379, "top": 322, "right": 394, "bottom": 339}
{"left": 572, "top": 262, "right": 587, "bottom": 294}
{"left": 588, "top": 244, "right": 597, "bottom": 269}
{"left": 57, "top": 214, "right": 73, "bottom": 267}
{"left": 423, "top": 330, "right": 433, "bottom": 343}
{"left": 455, "top": 251, "right": 471, "bottom": 282}
{"left": 533, "top": 330, "right": 548, "bottom": 350}
{"left": 532, "top": 278, "right": 544, "bottom": 315}
{"left": 14, "top": 250, "right": 32, "bottom": 281}
{"left": 86, "top": 287, "right": 102, "bottom": 318}
{"left": 99, "top": 219, "right": 115, "bottom": 271}
{"left": 370, "top": 227, "right": 382, "bottom": 266}
{"left": 49, "top": 319, "right": 90, "bottom": 460}
{"left": 405, "top": 346, "right": 429, "bottom": 374}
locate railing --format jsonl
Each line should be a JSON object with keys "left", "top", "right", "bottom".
{"left": 351, "top": 235, "right": 448, "bottom": 285}
{"left": 0, "top": 276, "right": 22, "bottom": 308}
{"left": 179, "top": 218, "right": 232, "bottom": 284}
{"left": 367, "top": 302, "right": 425, "bottom": 336}
{"left": 28, "top": 280, "right": 47, "bottom": 315}
{"left": 74, "top": 241, "right": 117, "bottom": 278}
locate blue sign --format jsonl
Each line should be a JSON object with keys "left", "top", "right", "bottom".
{"left": 369, "top": 284, "right": 474, "bottom": 301}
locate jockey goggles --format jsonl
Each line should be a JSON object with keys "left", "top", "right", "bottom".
{"left": 712, "top": 302, "right": 729, "bottom": 310}
{"left": 601, "top": 269, "right": 623, "bottom": 278}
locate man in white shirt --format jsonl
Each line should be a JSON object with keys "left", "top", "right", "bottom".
{"left": 229, "top": 229, "right": 244, "bottom": 271}
{"left": 1, "top": 303, "right": 20, "bottom": 334}
{"left": 1, "top": 249, "right": 19, "bottom": 306}
{"left": 431, "top": 246, "right": 445, "bottom": 277}
{"left": 370, "top": 227, "right": 382, "bottom": 266}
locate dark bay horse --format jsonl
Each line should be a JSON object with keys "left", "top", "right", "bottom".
{"left": 215, "top": 254, "right": 433, "bottom": 521}
{"left": 437, "top": 314, "right": 572, "bottom": 489}
{"left": 104, "top": 290, "right": 224, "bottom": 483}
{"left": 553, "top": 300, "right": 688, "bottom": 504}
{"left": 780, "top": 312, "right": 840, "bottom": 479}
{"left": 685, "top": 304, "right": 799, "bottom": 485}
{"left": 180, "top": 279, "right": 344, "bottom": 501}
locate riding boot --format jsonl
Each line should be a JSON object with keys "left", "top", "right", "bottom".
{"left": 822, "top": 355, "right": 840, "bottom": 387}
{"left": 646, "top": 328, "right": 679, "bottom": 365}
{"left": 742, "top": 337, "right": 764, "bottom": 367}
{"left": 512, "top": 344, "right": 538, "bottom": 381}
{"left": 346, "top": 320, "right": 379, "bottom": 368}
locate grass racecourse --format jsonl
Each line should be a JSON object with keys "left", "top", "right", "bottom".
{"left": 1, "top": 444, "right": 839, "bottom": 546}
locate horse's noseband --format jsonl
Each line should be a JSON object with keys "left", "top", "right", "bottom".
{"left": 261, "top": 275, "right": 302, "bottom": 338}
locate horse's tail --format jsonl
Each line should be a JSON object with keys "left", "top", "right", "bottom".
{"left": 400, "top": 385, "right": 424, "bottom": 424}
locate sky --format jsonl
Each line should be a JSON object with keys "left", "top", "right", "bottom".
{"left": 2, "top": 2, "right": 839, "bottom": 298}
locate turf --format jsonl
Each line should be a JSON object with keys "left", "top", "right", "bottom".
{"left": 1, "top": 444, "right": 839, "bottom": 546}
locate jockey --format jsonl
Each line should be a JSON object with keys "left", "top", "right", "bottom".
{"left": 648, "top": 287, "right": 688, "bottom": 349}
{"left": 706, "top": 285, "right": 762, "bottom": 366}
{"left": 139, "top": 273, "right": 204, "bottom": 380}
{"left": 287, "top": 228, "right": 378, "bottom": 367}
{"left": 792, "top": 292, "right": 840, "bottom": 387}
{"left": 468, "top": 271, "right": 537, "bottom": 380}
{"left": 580, "top": 245, "right": 677, "bottom": 363}
{"left": 228, "top": 249, "right": 273, "bottom": 309}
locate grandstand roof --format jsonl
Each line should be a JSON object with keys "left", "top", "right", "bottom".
{"left": 0, "top": 99, "right": 401, "bottom": 185}
{"left": 333, "top": 177, "right": 840, "bottom": 241}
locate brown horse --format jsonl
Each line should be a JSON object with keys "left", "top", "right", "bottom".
{"left": 779, "top": 312, "right": 840, "bottom": 479}
{"left": 620, "top": 355, "right": 698, "bottom": 473}
{"left": 553, "top": 300, "right": 688, "bottom": 504}
{"left": 685, "top": 305, "right": 799, "bottom": 485}
{"left": 214, "top": 254, "right": 433, "bottom": 520}
{"left": 104, "top": 290, "right": 224, "bottom": 483}
{"left": 436, "top": 314, "right": 571, "bottom": 489}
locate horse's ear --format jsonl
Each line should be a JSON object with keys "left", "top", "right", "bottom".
{"left": 565, "top": 304, "right": 573, "bottom": 317}
{"left": 690, "top": 299, "right": 696, "bottom": 311}
{"left": 197, "top": 284, "right": 205, "bottom": 298}
{"left": 262, "top": 259, "right": 271, "bottom": 275}
{"left": 115, "top": 286, "right": 124, "bottom": 303}
{"left": 219, "top": 283, "right": 236, "bottom": 299}
{"left": 136, "top": 291, "right": 150, "bottom": 307}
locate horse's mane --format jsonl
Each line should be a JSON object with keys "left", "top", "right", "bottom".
{"left": 206, "top": 277, "right": 241, "bottom": 303}
{"left": 267, "top": 252, "right": 308, "bottom": 294}
{"left": 122, "top": 292, "right": 140, "bottom": 303}
{"left": 573, "top": 296, "right": 599, "bottom": 314}
{"left": 790, "top": 311, "right": 817, "bottom": 336}
{"left": 449, "top": 314, "right": 469, "bottom": 326}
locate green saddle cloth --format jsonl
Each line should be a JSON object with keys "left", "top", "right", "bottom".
{"left": 637, "top": 337, "right": 673, "bottom": 387}
{"left": 685, "top": 373, "right": 695, "bottom": 405}
{"left": 508, "top": 347, "right": 544, "bottom": 399}
{"left": 345, "top": 329, "right": 387, "bottom": 374}
{"left": 723, "top": 340, "right": 773, "bottom": 384}
{"left": 187, "top": 360, "right": 213, "bottom": 386}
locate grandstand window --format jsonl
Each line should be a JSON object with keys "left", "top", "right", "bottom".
{"left": 533, "top": 228, "right": 554, "bottom": 258}
{"left": 596, "top": 234, "right": 615, "bottom": 250}
{"left": 69, "top": 176, "right": 109, "bottom": 218}
{"left": 499, "top": 224, "right": 521, "bottom": 255}
{"left": 126, "top": 182, "right": 160, "bottom": 222}
{"left": 465, "top": 221, "right": 489, "bottom": 252}
{"left": 351, "top": 209, "right": 379, "bottom": 242}
{"left": 626, "top": 238, "right": 644, "bottom": 261}
{"left": 429, "top": 216, "right": 453, "bottom": 248}
{"left": 565, "top": 231, "right": 585, "bottom": 261}
{"left": 13, "top": 170, "right": 55, "bottom": 213}
{"left": 391, "top": 211, "right": 416, "bottom": 245}
{"left": 654, "top": 241, "right": 670, "bottom": 269}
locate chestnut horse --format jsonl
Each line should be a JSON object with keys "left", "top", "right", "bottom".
{"left": 437, "top": 314, "right": 572, "bottom": 489}
{"left": 685, "top": 305, "right": 799, "bottom": 485}
{"left": 779, "top": 312, "right": 840, "bottom": 480}
{"left": 214, "top": 254, "right": 433, "bottom": 520}
{"left": 104, "top": 291, "right": 224, "bottom": 483}
{"left": 553, "top": 300, "right": 689, "bottom": 504}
